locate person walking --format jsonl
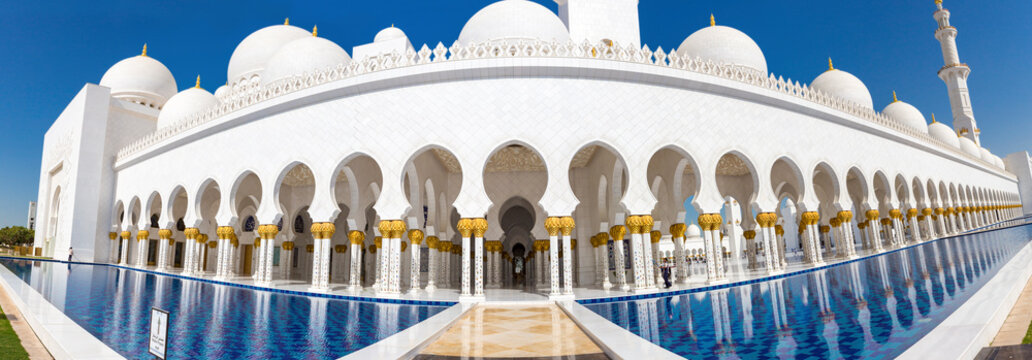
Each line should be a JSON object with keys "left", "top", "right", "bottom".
{"left": 68, "top": 247, "right": 74, "bottom": 262}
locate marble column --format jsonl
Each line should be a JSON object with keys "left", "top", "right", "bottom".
{"left": 699, "top": 214, "right": 725, "bottom": 284}
{"left": 545, "top": 217, "right": 562, "bottom": 297}
{"left": 755, "top": 213, "right": 778, "bottom": 273}
{"left": 864, "top": 210, "right": 883, "bottom": 252}
{"left": 182, "top": 228, "right": 197, "bottom": 274}
{"left": 837, "top": 211, "right": 857, "bottom": 258}
{"left": 425, "top": 236, "right": 439, "bottom": 292}
{"left": 157, "top": 229, "right": 172, "bottom": 270}
{"left": 255, "top": 225, "right": 278, "bottom": 285}
{"left": 609, "top": 225, "right": 629, "bottom": 291}
{"left": 472, "top": 218, "right": 487, "bottom": 298}
{"left": 670, "top": 224, "right": 690, "bottom": 283}
{"left": 458, "top": 219, "right": 474, "bottom": 297}
{"left": 408, "top": 229, "right": 424, "bottom": 293}
{"left": 907, "top": 209, "right": 921, "bottom": 243}
{"left": 650, "top": 230, "right": 662, "bottom": 286}
{"left": 559, "top": 217, "right": 575, "bottom": 295}
{"left": 136, "top": 230, "right": 150, "bottom": 267}
{"left": 120, "top": 230, "right": 132, "bottom": 266}
{"left": 347, "top": 231, "right": 364, "bottom": 291}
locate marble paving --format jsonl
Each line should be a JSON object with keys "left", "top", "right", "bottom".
{"left": 417, "top": 304, "right": 607, "bottom": 359}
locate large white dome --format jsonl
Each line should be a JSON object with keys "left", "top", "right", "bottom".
{"left": 958, "top": 137, "right": 980, "bottom": 158}
{"left": 980, "top": 147, "right": 994, "bottom": 163}
{"left": 457, "top": 0, "right": 571, "bottom": 45}
{"left": 99, "top": 53, "right": 177, "bottom": 108}
{"left": 375, "top": 26, "right": 407, "bottom": 42}
{"left": 929, "top": 121, "right": 960, "bottom": 148}
{"left": 686, "top": 224, "right": 701, "bottom": 238}
{"left": 882, "top": 100, "right": 928, "bottom": 134}
{"left": 811, "top": 68, "right": 873, "bottom": 109}
{"left": 227, "top": 24, "right": 311, "bottom": 86}
{"left": 263, "top": 36, "right": 351, "bottom": 86}
{"left": 157, "top": 86, "right": 217, "bottom": 129}
{"left": 677, "top": 25, "right": 767, "bottom": 74}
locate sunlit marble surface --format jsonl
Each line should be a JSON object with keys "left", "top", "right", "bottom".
{"left": 0, "top": 264, "right": 123, "bottom": 360}
{"left": 418, "top": 304, "right": 606, "bottom": 358}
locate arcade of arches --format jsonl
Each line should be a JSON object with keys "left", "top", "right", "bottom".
{"left": 108, "top": 144, "right": 1023, "bottom": 300}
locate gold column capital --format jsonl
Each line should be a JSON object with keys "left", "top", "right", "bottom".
{"left": 120, "top": 230, "right": 132, "bottom": 240}
{"left": 109, "top": 232, "right": 118, "bottom": 240}
{"left": 906, "top": 208, "right": 919, "bottom": 218}
{"left": 216, "top": 226, "right": 235, "bottom": 239}
{"left": 457, "top": 218, "right": 474, "bottom": 238}
{"left": 743, "top": 230, "right": 756, "bottom": 239}
{"left": 408, "top": 229, "right": 425, "bottom": 245}
{"left": 426, "top": 235, "right": 439, "bottom": 249}
{"left": 650, "top": 230, "right": 662, "bottom": 243}
{"left": 559, "top": 216, "right": 575, "bottom": 236}
{"left": 472, "top": 218, "right": 488, "bottom": 238}
{"left": 837, "top": 210, "right": 853, "bottom": 222}
{"left": 670, "top": 223, "right": 687, "bottom": 238}
{"left": 158, "top": 229, "right": 173, "bottom": 239}
{"left": 609, "top": 225, "right": 626, "bottom": 241}
{"left": 257, "top": 224, "right": 278, "bottom": 239}
{"left": 865, "top": 210, "right": 880, "bottom": 221}
{"left": 756, "top": 212, "right": 778, "bottom": 228}
{"left": 545, "top": 217, "right": 562, "bottom": 236}
{"left": 184, "top": 227, "right": 199, "bottom": 239}
{"left": 348, "top": 230, "right": 365, "bottom": 245}
{"left": 137, "top": 230, "right": 149, "bottom": 241}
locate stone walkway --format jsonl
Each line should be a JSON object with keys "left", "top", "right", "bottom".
{"left": 0, "top": 281, "right": 52, "bottom": 360}
{"left": 991, "top": 271, "right": 1032, "bottom": 345}
{"left": 416, "top": 304, "right": 608, "bottom": 359}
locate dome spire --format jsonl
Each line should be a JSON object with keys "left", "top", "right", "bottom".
{"left": 931, "top": 113, "right": 937, "bottom": 123}
{"left": 710, "top": 14, "right": 716, "bottom": 27}
{"left": 194, "top": 75, "right": 201, "bottom": 89}
{"left": 827, "top": 57, "right": 834, "bottom": 72}
{"left": 892, "top": 91, "right": 899, "bottom": 103}
{"left": 312, "top": 25, "right": 318, "bottom": 37}
{"left": 284, "top": 17, "right": 290, "bottom": 25}
{"left": 141, "top": 43, "right": 148, "bottom": 57}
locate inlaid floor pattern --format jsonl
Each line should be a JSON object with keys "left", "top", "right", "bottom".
{"left": 417, "top": 304, "right": 609, "bottom": 359}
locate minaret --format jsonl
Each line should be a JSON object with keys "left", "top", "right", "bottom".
{"left": 933, "top": 0, "right": 980, "bottom": 145}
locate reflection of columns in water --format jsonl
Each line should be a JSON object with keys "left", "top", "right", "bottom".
{"left": 769, "top": 279, "right": 789, "bottom": 331}
{"left": 634, "top": 299, "right": 661, "bottom": 344}
{"left": 710, "top": 289, "right": 734, "bottom": 353}
{"left": 740, "top": 284, "right": 754, "bottom": 340}
{"left": 309, "top": 298, "right": 328, "bottom": 352}
{"left": 877, "top": 256, "right": 901, "bottom": 329}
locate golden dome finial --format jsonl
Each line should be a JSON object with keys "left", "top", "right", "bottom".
{"left": 312, "top": 25, "right": 318, "bottom": 37}
{"left": 892, "top": 91, "right": 899, "bottom": 103}
{"left": 828, "top": 57, "right": 834, "bottom": 72}
{"left": 931, "top": 113, "right": 937, "bottom": 123}
{"left": 141, "top": 43, "right": 148, "bottom": 57}
{"left": 195, "top": 75, "right": 201, "bottom": 89}
{"left": 710, "top": 14, "right": 716, "bottom": 27}
{"left": 284, "top": 18, "right": 290, "bottom": 25}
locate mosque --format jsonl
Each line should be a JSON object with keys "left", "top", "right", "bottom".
{"left": 31, "top": 0, "right": 1032, "bottom": 301}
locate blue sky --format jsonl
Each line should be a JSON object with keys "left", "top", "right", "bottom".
{"left": 1, "top": 0, "right": 1030, "bottom": 227}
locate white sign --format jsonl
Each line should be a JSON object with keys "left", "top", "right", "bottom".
{"left": 149, "top": 307, "right": 169, "bottom": 359}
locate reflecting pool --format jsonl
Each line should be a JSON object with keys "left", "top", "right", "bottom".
{"left": 0, "top": 259, "right": 448, "bottom": 359}
{"left": 583, "top": 220, "right": 1032, "bottom": 359}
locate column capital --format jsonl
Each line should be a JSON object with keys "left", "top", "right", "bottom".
{"left": 609, "top": 225, "right": 626, "bottom": 240}
{"left": 257, "top": 224, "right": 278, "bottom": 239}
{"left": 670, "top": 223, "right": 687, "bottom": 238}
{"left": 802, "top": 211, "right": 820, "bottom": 225}
{"left": 184, "top": 227, "right": 199, "bottom": 239}
{"left": 349, "top": 230, "right": 365, "bottom": 245}
{"left": 829, "top": 218, "right": 841, "bottom": 228}
{"left": 837, "top": 210, "right": 853, "bottom": 222}
{"left": 216, "top": 226, "right": 235, "bottom": 240}
{"left": 334, "top": 245, "right": 348, "bottom": 253}
{"left": 158, "top": 229, "right": 173, "bottom": 239}
{"left": 408, "top": 229, "right": 425, "bottom": 245}
{"left": 472, "top": 218, "right": 488, "bottom": 238}
{"left": 559, "top": 216, "right": 575, "bottom": 236}
{"left": 109, "top": 232, "right": 118, "bottom": 240}
{"left": 865, "top": 210, "right": 880, "bottom": 221}
{"left": 775, "top": 225, "right": 785, "bottom": 235}
{"left": 426, "top": 235, "right": 439, "bottom": 248}
{"left": 756, "top": 212, "right": 777, "bottom": 228}
{"left": 120, "top": 230, "right": 132, "bottom": 240}
{"left": 374, "top": 236, "right": 382, "bottom": 248}
{"left": 698, "top": 213, "right": 722, "bottom": 231}
{"left": 311, "top": 223, "right": 336, "bottom": 239}
{"left": 639, "top": 215, "right": 654, "bottom": 234}
{"left": 457, "top": 218, "right": 474, "bottom": 238}
{"left": 545, "top": 217, "right": 562, "bottom": 236}
{"left": 907, "top": 208, "right": 919, "bottom": 218}
{"left": 137, "top": 230, "right": 150, "bottom": 241}
{"left": 743, "top": 230, "right": 756, "bottom": 239}
{"left": 889, "top": 209, "right": 902, "bottom": 219}
{"left": 597, "top": 232, "right": 610, "bottom": 242}
{"left": 650, "top": 230, "right": 662, "bottom": 243}
{"left": 281, "top": 241, "right": 295, "bottom": 251}
{"left": 819, "top": 225, "right": 830, "bottom": 233}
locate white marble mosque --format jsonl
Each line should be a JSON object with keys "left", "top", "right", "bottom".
{"left": 31, "top": 0, "right": 1032, "bottom": 302}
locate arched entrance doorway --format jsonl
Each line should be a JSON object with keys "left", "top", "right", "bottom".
{"left": 499, "top": 197, "right": 536, "bottom": 289}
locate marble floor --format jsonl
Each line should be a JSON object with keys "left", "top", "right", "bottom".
{"left": 416, "top": 304, "right": 608, "bottom": 359}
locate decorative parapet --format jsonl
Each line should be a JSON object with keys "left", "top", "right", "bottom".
{"left": 114, "top": 39, "right": 1003, "bottom": 171}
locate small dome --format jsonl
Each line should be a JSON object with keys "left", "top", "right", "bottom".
{"left": 686, "top": 224, "right": 702, "bottom": 238}
{"left": 263, "top": 36, "right": 351, "bottom": 86}
{"left": 958, "top": 137, "right": 980, "bottom": 158}
{"left": 458, "top": 0, "right": 571, "bottom": 45}
{"left": 929, "top": 121, "right": 960, "bottom": 148}
{"left": 811, "top": 67, "right": 873, "bottom": 109}
{"left": 678, "top": 25, "right": 767, "bottom": 74}
{"left": 99, "top": 53, "right": 177, "bottom": 108}
{"left": 980, "top": 148, "right": 994, "bottom": 163}
{"left": 157, "top": 87, "right": 217, "bottom": 129}
{"left": 994, "top": 155, "right": 1006, "bottom": 168}
{"left": 227, "top": 24, "right": 312, "bottom": 86}
{"left": 214, "top": 85, "right": 229, "bottom": 99}
{"left": 882, "top": 100, "right": 928, "bottom": 133}
{"left": 374, "top": 26, "right": 407, "bottom": 42}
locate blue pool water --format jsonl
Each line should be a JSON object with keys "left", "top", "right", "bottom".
{"left": 583, "top": 220, "right": 1032, "bottom": 359}
{"left": 0, "top": 259, "right": 448, "bottom": 359}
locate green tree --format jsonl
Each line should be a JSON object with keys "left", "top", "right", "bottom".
{"left": 0, "top": 226, "right": 34, "bottom": 247}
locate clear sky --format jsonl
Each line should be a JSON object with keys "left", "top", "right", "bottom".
{"left": 0, "top": 0, "right": 1030, "bottom": 227}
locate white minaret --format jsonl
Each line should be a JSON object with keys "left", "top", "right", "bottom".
{"left": 555, "top": 0, "right": 640, "bottom": 47}
{"left": 933, "top": 0, "right": 980, "bottom": 145}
